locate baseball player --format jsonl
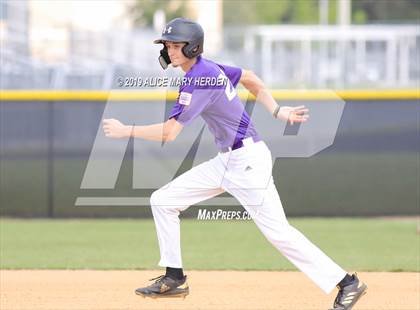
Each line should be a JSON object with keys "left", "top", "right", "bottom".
{"left": 102, "top": 18, "right": 367, "bottom": 310}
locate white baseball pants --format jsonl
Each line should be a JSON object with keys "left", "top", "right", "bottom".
{"left": 150, "top": 139, "right": 346, "bottom": 294}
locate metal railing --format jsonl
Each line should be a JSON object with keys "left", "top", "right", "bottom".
{"left": 1, "top": 25, "right": 419, "bottom": 89}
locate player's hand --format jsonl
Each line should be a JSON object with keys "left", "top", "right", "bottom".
{"left": 277, "top": 105, "right": 309, "bottom": 125}
{"left": 102, "top": 118, "right": 131, "bottom": 138}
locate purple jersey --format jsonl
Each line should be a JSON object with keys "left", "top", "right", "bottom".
{"left": 168, "top": 56, "right": 260, "bottom": 150}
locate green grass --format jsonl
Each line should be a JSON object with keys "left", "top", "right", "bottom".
{"left": 1, "top": 218, "right": 418, "bottom": 271}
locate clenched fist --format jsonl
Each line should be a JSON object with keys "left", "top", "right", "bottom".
{"left": 102, "top": 119, "right": 132, "bottom": 138}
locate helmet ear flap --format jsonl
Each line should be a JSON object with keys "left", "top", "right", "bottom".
{"left": 158, "top": 47, "right": 171, "bottom": 69}
{"left": 181, "top": 43, "right": 190, "bottom": 58}
{"left": 182, "top": 41, "right": 202, "bottom": 58}
{"left": 191, "top": 45, "right": 199, "bottom": 54}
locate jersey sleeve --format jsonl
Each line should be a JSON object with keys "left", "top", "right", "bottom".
{"left": 217, "top": 63, "right": 242, "bottom": 88}
{"left": 168, "top": 85, "right": 212, "bottom": 126}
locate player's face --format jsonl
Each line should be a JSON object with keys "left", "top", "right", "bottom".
{"left": 165, "top": 41, "right": 189, "bottom": 67}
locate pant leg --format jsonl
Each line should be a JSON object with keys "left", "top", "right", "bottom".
{"left": 222, "top": 142, "right": 346, "bottom": 294}
{"left": 151, "top": 156, "right": 225, "bottom": 268}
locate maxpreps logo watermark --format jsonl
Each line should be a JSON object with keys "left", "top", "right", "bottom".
{"left": 76, "top": 86, "right": 345, "bottom": 207}
{"left": 197, "top": 209, "right": 252, "bottom": 221}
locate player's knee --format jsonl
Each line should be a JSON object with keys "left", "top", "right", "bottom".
{"left": 150, "top": 189, "right": 182, "bottom": 216}
{"left": 150, "top": 189, "right": 163, "bottom": 207}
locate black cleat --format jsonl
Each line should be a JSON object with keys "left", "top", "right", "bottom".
{"left": 135, "top": 275, "right": 189, "bottom": 299}
{"left": 329, "top": 273, "right": 367, "bottom": 310}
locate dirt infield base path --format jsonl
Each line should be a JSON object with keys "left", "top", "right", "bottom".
{"left": 1, "top": 270, "right": 418, "bottom": 310}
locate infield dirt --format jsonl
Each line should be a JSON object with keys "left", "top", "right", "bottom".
{"left": 1, "top": 270, "right": 418, "bottom": 310}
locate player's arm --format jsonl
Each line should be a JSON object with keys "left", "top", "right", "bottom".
{"left": 102, "top": 117, "right": 183, "bottom": 142}
{"left": 239, "top": 69, "right": 309, "bottom": 124}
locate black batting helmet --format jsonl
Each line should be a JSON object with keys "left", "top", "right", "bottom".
{"left": 154, "top": 18, "right": 204, "bottom": 69}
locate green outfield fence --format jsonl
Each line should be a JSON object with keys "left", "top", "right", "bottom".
{"left": 0, "top": 90, "right": 419, "bottom": 218}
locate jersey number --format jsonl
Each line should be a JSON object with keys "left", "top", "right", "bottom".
{"left": 218, "top": 71, "right": 236, "bottom": 101}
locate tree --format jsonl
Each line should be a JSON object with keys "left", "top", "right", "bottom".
{"left": 129, "top": 0, "right": 420, "bottom": 27}
{"left": 222, "top": 0, "right": 333, "bottom": 25}
{"left": 130, "top": 0, "right": 189, "bottom": 27}
{"left": 352, "top": 0, "right": 420, "bottom": 24}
